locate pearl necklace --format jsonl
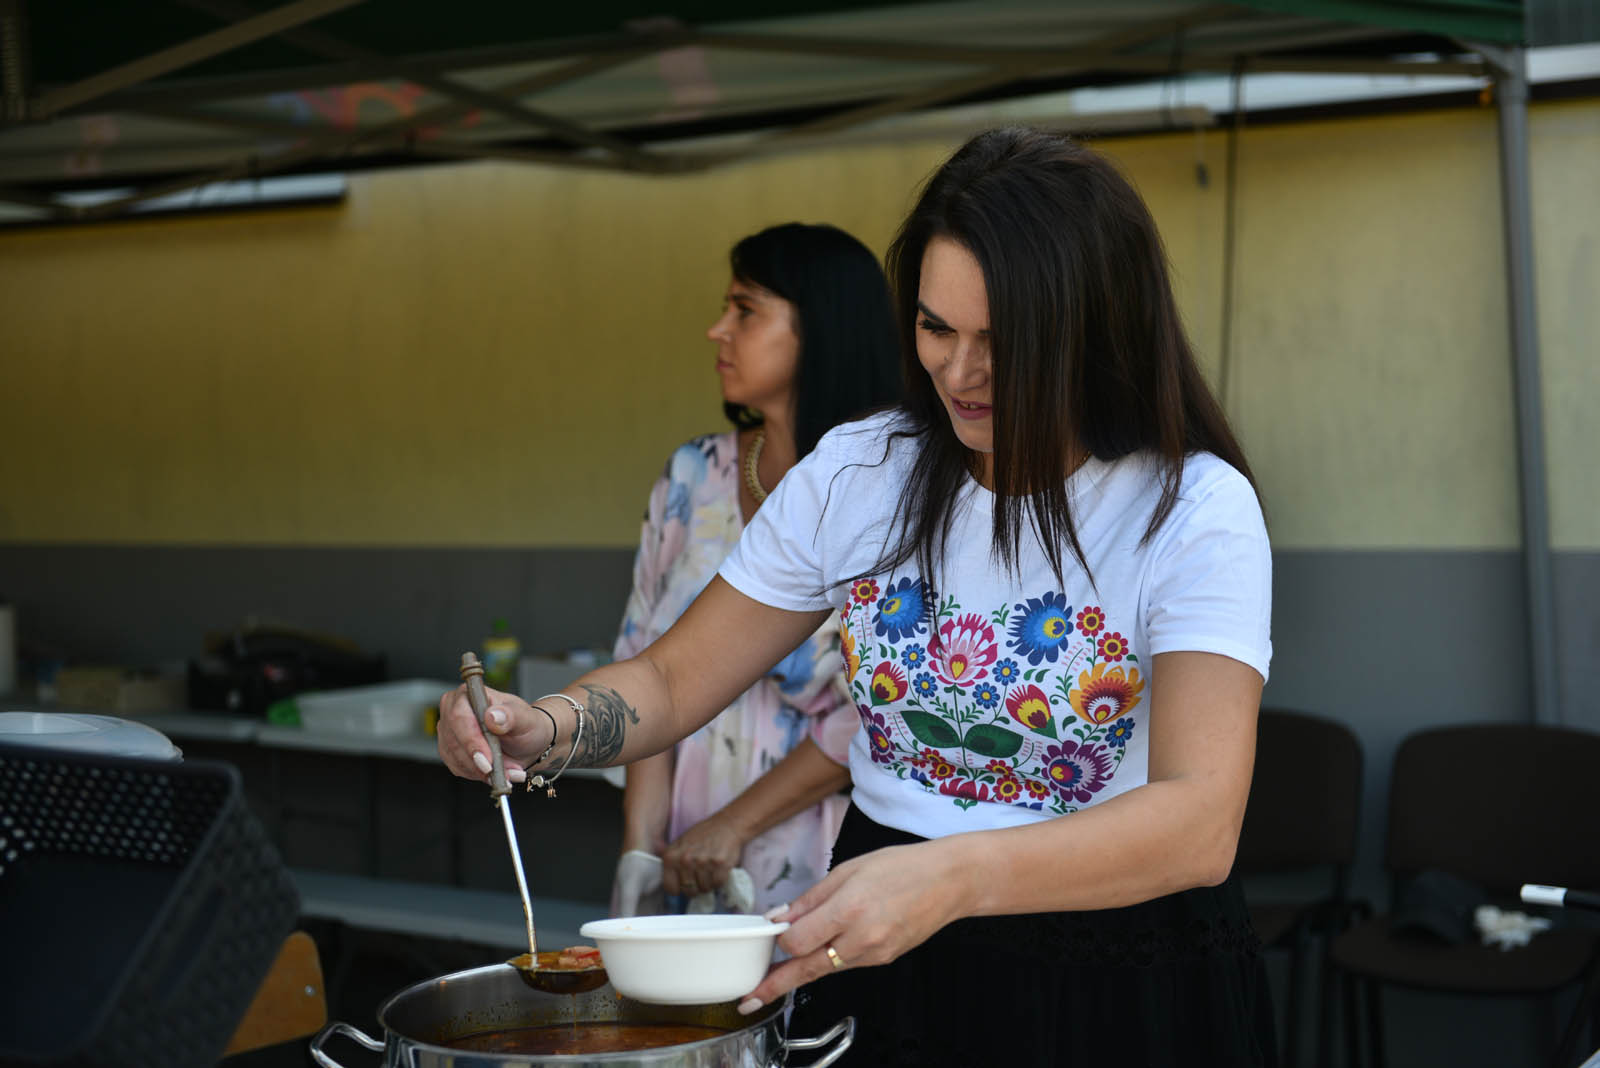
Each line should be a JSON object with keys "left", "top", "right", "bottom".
{"left": 744, "top": 427, "right": 769, "bottom": 504}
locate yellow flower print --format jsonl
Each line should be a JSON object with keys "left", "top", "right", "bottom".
{"left": 841, "top": 626, "right": 860, "bottom": 679}
{"left": 1069, "top": 662, "right": 1145, "bottom": 725}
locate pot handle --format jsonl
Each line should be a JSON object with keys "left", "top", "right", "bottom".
{"left": 309, "top": 1020, "right": 385, "bottom": 1068}
{"left": 778, "top": 1015, "right": 855, "bottom": 1068}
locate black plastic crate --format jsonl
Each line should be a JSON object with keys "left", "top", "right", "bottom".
{"left": 0, "top": 743, "right": 300, "bottom": 1067}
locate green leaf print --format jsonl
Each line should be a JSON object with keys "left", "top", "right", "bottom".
{"left": 902, "top": 709, "right": 961, "bottom": 748}
{"left": 1026, "top": 717, "right": 1059, "bottom": 740}
{"left": 963, "top": 724, "right": 1024, "bottom": 758}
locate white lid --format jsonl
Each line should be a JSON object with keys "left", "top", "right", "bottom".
{"left": 0, "top": 711, "right": 183, "bottom": 761}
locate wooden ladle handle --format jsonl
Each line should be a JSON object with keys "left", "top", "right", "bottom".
{"left": 460, "top": 652, "right": 511, "bottom": 798}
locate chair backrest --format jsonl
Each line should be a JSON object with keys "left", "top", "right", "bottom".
{"left": 1235, "top": 707, "right": 1364, "bottom": 874}
{"left": 1384, "top": 723, "right": 1600, "bottom": 895}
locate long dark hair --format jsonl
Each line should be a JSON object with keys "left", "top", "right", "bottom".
{"left": 724, "top": 222, "right": 902, "bottom": 459}
{"left": 878, "top": 127, "right": 1256, "bottom": 587}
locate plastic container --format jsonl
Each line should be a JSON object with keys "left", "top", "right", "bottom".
{"left": 0, "top": 744, "right": 300, "bottom": 1067}
{"left": 0, "top": 710, "right": 182, "bottom": 760}
{"left": 295, "top": 679, "right": 454, "bottom": 737}
{"left": 578, "top": 914, "right": 791, "bottom": 1005}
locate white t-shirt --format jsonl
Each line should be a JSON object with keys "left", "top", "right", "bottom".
{"left": 719, "top": 410, "right": 1272, "bottom": 841}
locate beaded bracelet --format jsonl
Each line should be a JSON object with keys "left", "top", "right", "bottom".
{"left": 528, "top": 702, "right": 559, "bottom": 769}
{"left": 528, "top": 693, "right": 586, "bottom": 798}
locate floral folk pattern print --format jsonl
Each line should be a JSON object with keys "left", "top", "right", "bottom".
{"left": 841, "top": 583, "right": 1142, "bottom": 813}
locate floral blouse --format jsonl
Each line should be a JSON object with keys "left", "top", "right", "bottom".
{"left": 719, "top": 411, "right": 1272, "bottom": 840}
{"left": 613, "top": 432, "right": 856, "bottom": 913}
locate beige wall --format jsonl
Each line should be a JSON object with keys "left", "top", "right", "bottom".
{"left": 1, "top": 99, "right": 1595, "bottom": 550}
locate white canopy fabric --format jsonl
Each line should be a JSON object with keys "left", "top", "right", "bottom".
{"left": 0, "top": 0, "right": 1561, "bottom": 725}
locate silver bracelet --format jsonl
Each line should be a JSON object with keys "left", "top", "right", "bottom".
{"left": 528, "top": 693, "right": 585, "bottom": 798}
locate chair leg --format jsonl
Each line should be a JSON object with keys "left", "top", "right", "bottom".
{"left": 1553, "top": 963, "right": 1600, "bottom": 1068}
{"left": 1283, "top": 929, "right": 1306, "bottom": 1068}
{"left": 1316, "top": 945, "right": 1339, "bottom": 1068}
{"left": 1364, "top": 977, "right": 1387, "bottom": 1068}
{"left": 1342, "top": 970, "right": 1363, "bottom": 1068}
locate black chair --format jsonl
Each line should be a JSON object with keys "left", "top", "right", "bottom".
{"left": 1327, "top": 724, "right": 1600, "bottom": 1068}
{"left": 1236, "top": 707, "right": 1367, "bottom": 1068}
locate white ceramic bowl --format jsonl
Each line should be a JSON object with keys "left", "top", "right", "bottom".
{"left": 578, "top": 914, "right": 789, "bottom": 1005}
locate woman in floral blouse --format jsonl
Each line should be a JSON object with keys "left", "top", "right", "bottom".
{"left": 441, "top": 130, "right": 1276, "bottom": 1065}
{"left": 612, "top": 223, "right": 902, "bottom": 916}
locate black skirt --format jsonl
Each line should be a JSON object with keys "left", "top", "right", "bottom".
{"left": 790, "top": 804, "right": 1279, "bottom": 1068}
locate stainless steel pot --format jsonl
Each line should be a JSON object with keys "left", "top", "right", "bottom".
{"left": 310, "top": 964, "right": 853, "bottom": 1068}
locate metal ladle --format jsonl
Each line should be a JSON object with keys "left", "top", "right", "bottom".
{"left": 458, "top": 652, "right": 608, "bottom": 995}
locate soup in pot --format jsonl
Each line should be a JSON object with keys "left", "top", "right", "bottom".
{"left": 447, "top": 1022, "right": 728, "bottom": 1055}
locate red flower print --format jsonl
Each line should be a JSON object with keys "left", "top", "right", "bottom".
{"left": 850, "top": 577, "right": 881, "bottom": 604}
{"left": 985, "top": 759, "right": 1015, "bottom": 778}
{"left": 992, "top": 777, "right": 1024, "bottom": 804}
{"left": 869, "top": 661, "right": 908, "bottom": 705}
{"left": 1004, "top": 684, "right": 1055, "bottom": 735}
{"left": 938, "top": 778, "right": 992, "bottom": 803}
{"left": 1024, "top": 779, "right": 1051, "bottom": 801}
{"left": 1076, "top": 606, "right": 1105, "bottom": 636}
{"left": 927, "top": 755, "right": 957, "bottom": 780}
{"left": 1096, "top": 631, "right": 1129, "bottom": 662}
{"left": 928, "top": 613, "right": 998, "bottom": 688}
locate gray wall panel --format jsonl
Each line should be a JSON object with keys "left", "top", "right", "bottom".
{"left": 2, "top": 542, "right": 1596, "bottom": 905}
{"left": 0, "top": 544, "right": 637, "bottom": 680}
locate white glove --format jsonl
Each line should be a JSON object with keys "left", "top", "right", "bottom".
{"left": 684, "top": 867, "right": 757, "bottom": 915}
{"left": 610, "top": 850, "right": 665, "bottom": 918}
{"left": 1474, "top": 905, "right": 1552, "bottom": 950}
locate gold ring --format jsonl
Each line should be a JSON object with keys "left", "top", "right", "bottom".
{"left": 825, "top": 945, "right": 845, "bottom": 970}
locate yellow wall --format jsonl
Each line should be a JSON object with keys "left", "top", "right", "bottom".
{"left": 1, "top": 99, "right": 1595, "bottom": 550}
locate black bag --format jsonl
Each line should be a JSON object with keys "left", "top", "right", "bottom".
{"left": 187, "top": 621, "right": 386, "bottom": 715}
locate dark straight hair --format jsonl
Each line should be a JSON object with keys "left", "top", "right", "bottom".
{"left": 878, "top": 127, "right": 1257, "bottom": 588}
{"left": 725, "top": 222, "right": 902, "bottom": 460}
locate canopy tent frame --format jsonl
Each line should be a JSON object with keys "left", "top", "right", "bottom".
{"left": 0, "top": 1, "right": 1560, "bottom": 723}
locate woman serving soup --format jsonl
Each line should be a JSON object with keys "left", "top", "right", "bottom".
{"left": 439, "top": 127, "right": 1277, "bottom": 1066}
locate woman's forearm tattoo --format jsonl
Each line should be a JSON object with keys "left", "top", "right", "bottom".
{"left": 577, "top": 684, "right": 638, "bottom": 767}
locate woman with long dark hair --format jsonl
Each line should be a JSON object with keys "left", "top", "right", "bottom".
{"left": 440, "top": 129, "right": 1276, "bottom": 1065}
{"left": 611, "top": 223, "right": 902, "bottom": 918}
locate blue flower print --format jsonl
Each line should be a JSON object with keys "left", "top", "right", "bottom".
{"left": 972, "top": 681, "right": 1001, "bottom": 709}
{"left": 901, "top": 644, "right": 927, "bottom": 671}
{"left": 1104, "top": 717, "right": 1136, "bottom": 749}
{"left": 769, "top": 641, "right": 818, "bottom": 697}
{"left": 993, "top": 658, "right": 1020, "bottom": 686}
{"left": 662, "top": 441, "right": 710, "bottom": 525}
{"left": 913, "top": 672, "right": 938, "bottom": 699}
{"left": 664, "top": 480, "right": 692, "bottom": 525}
{"left": 874, "top": 576, "right": 928, "bottom": 642}
{"left": 1008, "top": 592, "right": 1074, "bottom": 666}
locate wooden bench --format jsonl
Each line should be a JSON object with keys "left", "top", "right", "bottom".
{"left": 290, "top": 868, "right": 596, "bottom": 951}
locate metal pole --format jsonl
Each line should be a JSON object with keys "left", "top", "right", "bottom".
{"left": 1489, "top": 45, "right": 1561, "bottom": 725}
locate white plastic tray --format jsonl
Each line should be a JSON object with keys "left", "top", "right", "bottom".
{"left": 295, "top": 679, "right": 454, "bottom": 738}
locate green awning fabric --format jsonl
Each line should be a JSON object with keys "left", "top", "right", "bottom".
{"left": 1241, "top": 0, "right": 1524, "bottom": 43}
{"left": 1, "top": 0, "right": 1530, "bottom": 213}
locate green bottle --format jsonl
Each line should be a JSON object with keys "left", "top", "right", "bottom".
{"left": 482, "top": 618, "right": 521, "bottom": 691}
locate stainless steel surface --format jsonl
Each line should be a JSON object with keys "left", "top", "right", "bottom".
{"left": 496, "top": 793, "right": 537, "bottom": 955}
{"left": 309, "top": 963, "right": 854, "bottom": 1067}
{"left": 460, "top": 650, "right": 538, "bottom": 959}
